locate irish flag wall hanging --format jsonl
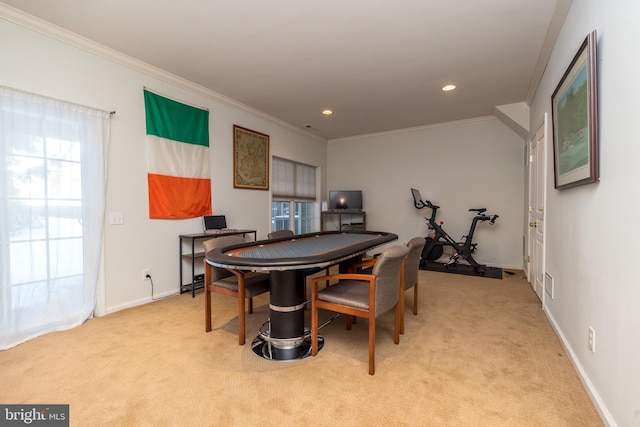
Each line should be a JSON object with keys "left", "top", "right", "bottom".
{"left": 144, "top": 89, "right": 212, "bottom": 219}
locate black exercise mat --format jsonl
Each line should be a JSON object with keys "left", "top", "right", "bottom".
{"left": 420, "top": 261, "right": 503, "bottom": 279}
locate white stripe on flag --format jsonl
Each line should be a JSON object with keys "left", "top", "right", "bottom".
{"left": 147, "top": 135, "right": 210, "bottom": 179}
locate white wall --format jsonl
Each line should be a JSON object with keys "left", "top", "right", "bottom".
{"left": 327, "top": 117, "right": 525, "bottom": 269}
{"left": 6, "top": 3, "right": 639, "bottom": 424}
{"left": 0, "top": 15, "right": 327, "bottom": 315}
{"left": 530, "top": 1, "right": 640, "bottom": 425}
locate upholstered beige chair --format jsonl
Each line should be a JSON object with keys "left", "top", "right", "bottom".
{"left": 203, "top": 235, "right": 270, "bottom": 345}
{"left": 346, "top": 237, "right": 425, "bottom": 334}
{"left": 267, "top": 229, "right": 295, "bottom": 239}
{"left": 311, "top": 245, "right": 409, "bottom": 375}
{"left": 400, "top": 237, "right": 426, "bottom": 334}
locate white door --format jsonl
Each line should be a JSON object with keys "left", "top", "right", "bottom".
{"left": 525, "top": 139, "right": 533, "bottom": 282}
{"left": 528, "top": 117, "right": 546, "bottom": 301}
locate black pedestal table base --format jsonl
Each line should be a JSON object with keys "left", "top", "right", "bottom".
{"left": 251, "top": 270, "right": 324, "bottom": 361}
{"left": 251, "top": 329, "right": 324, "bottom": 361}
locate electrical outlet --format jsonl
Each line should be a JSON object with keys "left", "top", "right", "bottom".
{"left": 588, "top": 327, "right": 596, "bottom": 353}
{"left": 142, "top": 268, "right": 151, "bottom": 281}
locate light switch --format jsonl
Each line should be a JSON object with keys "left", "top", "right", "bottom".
{"left": 109, "top": 212, "right": 124, "bottom": 225}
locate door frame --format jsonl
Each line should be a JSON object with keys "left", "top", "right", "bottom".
{"left": 526, "top": 114, "right": 548, "bottom": 302}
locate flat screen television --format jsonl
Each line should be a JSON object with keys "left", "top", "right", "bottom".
{"left": 328, "top": 190, "right": 363, "bottom": 211}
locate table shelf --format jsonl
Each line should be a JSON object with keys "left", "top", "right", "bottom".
{"left": 179, "top": 230, "right": 257, "bottom": 298}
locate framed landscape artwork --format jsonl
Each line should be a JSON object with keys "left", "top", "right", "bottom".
{"left": 551, "top": 30, "right": 599, "bottom": 190}
{"left": 233, "top": 125, "right": 269, "bottom": 190}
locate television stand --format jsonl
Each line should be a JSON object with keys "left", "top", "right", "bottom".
{"left": 321, "top": 211, "right": 366, "bottom": 231}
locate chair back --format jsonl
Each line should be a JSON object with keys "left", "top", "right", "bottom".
{"left": 203, "top": 235, "right": 245, "bottom": 281}
{"left": 404, "top": 237, "right": 426, "bottom": 290}
{"left": 371, "top": 245, "right": 410, "bottom": 316}
{"left": 267, "top": 230, "right": 295, "bottom": 239}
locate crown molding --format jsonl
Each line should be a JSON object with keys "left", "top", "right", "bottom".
{"left": 526, "top": 0, "right": 573, "bottom": 104}
{"left": 327, "top": 116, "right": 498, "bottom": 144}
{"left": 0, "top": 4, "right": 327, "bottom": 144}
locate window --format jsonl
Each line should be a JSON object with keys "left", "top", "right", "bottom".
{"left": 271, "top": 157, "right": 316, "bottom": 234}
{"left": 0, "top": 86, "right": 109, "bottom": 349}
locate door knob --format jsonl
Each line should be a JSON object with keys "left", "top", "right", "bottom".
{"left": 529, "top": 221, "right": 537, "bottom": 228}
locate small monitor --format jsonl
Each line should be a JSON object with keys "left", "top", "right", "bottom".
{"left": 411, "top": 188, "right": 422, "bottom": 203}
{"left": 411, "top": 188, "right": 427, "bottom": 209}
{"left": 203, "top": 215, "right": 227, "bottom": 231}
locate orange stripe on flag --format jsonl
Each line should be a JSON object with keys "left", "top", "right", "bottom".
{"left": 148, "top": 174, "right": 212, "bottom": 219}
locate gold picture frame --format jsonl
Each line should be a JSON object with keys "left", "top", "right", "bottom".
{"left": 233, "top": 125, "right": 270, "bottom": 190}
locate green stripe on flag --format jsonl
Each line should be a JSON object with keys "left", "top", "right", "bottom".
{"left": 144, "top": 90, "right": 209, "bottom": 147}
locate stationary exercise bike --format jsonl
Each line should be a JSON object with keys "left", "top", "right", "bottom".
{"left": 411, "top": 188, "right": 499, "bottom": 275}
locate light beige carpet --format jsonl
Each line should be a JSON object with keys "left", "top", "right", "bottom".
{"left": 0, "top": 270, "right": 602, "bottom": 426}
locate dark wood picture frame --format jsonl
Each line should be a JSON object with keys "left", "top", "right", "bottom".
{"left": 233, "top": 125, "right": 269, "bottom": 190}
{"left": 551, "top": 30, "right": 599, "bottom": 190}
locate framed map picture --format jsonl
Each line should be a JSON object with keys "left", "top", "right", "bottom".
{"left": 551, "top": 30, "right": 599, "bottom": 190}
{"left": 233, "top": 125, "right": 269, "bottom": 190}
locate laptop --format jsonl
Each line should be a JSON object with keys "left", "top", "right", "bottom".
{"left": 203, "top": 215, "right": 228, "bottom": 233}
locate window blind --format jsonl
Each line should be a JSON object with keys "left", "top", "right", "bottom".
{"left": 272, "top": 157, "right": 316, "bottom": 201}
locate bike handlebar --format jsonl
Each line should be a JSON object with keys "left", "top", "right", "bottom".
{"left": 412, "top": 188, "right": 498, "bottom": 223}
{"left": 420, "top": 199, "right": 497, "bottom": 221}
{"left": 476, "top": 214, "right": 499, "bottom": 223}
{"left": 413, "top": 198, "right": 439, "bottom": 210}
{"left": 426, "top": 200, "right": 439, "bottom": 210}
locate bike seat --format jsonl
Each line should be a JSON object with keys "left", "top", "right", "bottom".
{"left": 469, "top": 208, "right": 487, "bottom": 214}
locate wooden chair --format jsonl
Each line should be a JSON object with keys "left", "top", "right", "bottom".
{"left": 311, "top": 245, "right": 409, "bottom": 375}
{"left": 203, "top": 235, "right": 270, "bottom": 345}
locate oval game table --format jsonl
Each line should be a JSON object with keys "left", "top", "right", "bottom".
{"left": 205, "top": 230, "right": 398, "bottom": 361}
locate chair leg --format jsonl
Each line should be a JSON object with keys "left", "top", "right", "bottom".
{"left": 400, "top": 283, "right": 418, "bottom": 335}
{"left": 236, "top": 274, "right": 247, "bottom": 346}
{"left": 368, "top": 314, "right": 376, "bottom": 375}
{"left": 248, "top": 297, "right": 254, "bottom": 314}
{"left": 344, "top": 315, "right": 358, "bottom": 326}
{"left": 394, "top": 302, "right": 401, "bottom": 345}
{"left": 346, "top": 315, "right": 354, "bottom": 330}
{"left": 238, "top": 296, "right": 246, "bottom": 346}
{"left": 205, "top": 288, "right": 212, "bottom": 332}
{"left": 400, "top": 280, "right": 407, "bottom": 335}
{"left": 400, "top": 288, "right": 406, "bottom": 335}
{"left": 204, "top": 264, "right": 212, "bottom": 332}
{"left": 311, "top": 286, "right": 319, "bottom": 356}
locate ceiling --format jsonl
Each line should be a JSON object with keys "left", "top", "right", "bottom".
{"left": 1, "top": 0, "right": 570, "bottom": 140}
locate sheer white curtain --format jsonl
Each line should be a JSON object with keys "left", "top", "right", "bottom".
{"left": 0, "top": 86, "right": 109, "bottom": 349}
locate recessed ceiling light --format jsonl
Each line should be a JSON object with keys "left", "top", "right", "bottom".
{"left": 322, "top": 109, "right": 333, "bottom": 115}
{"left": 442, "top": 84, "right": 456, "bottom": 91}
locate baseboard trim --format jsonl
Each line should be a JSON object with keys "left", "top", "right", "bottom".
{"left": 102, "top": 289, "right": 179, "bottom": 316}
{"left": 543, "top": 308, "right": 616, "bottom": 426}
